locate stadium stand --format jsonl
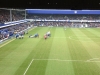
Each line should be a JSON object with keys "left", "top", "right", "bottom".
{"left": 1, "top": 9, "right": 100, "bottom": 42}
{"left": 26, "top": 14, "right": 100, "bottom": 28}
{"left": 0, "top": 23, "right": 26, "bottom": 40}
{"left": 0, "top": 9, "right": 25, "bottom": 24}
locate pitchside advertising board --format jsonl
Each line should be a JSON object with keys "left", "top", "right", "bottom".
{"left": 27, "top": 19, "right": 100, "bottom": 23}
{"left": 27, "top": 19, "right": 97, "bottom": 22}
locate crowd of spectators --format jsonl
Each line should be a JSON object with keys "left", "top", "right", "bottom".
{"left": 1, "top": 9, "right": 100, "bottom": 24}
{"left": 0, "top": 22, "right": 31, "bottom": 41}
{"left": 12, "top": 10, "right": 25, "bottom": 21}
{"left": 0, "top": 9, "right": 10, "bottom": 23}
{"left": 27, "top": 14, "right": 100, "bottom": 20}
{"left": 27, "top": 14, "right": 100, "bottom": 27}
{"left": 32, "top": 21, "right": 100, "bottom": 27}
{"left": 0, "top": 9, "right": 25, "bottom": 24}
{"left": 1, "top": 9, "right": 100, "bottom": 41}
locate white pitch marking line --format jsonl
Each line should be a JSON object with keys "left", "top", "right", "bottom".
{"left": 23, "top": 59, "right": 34, "bottom": 75}
{"left": 86, "top": 61, "right": 100, "bottom": 62}
{"left": 69, "top": 36, "right": 70, "bottom": 39}
{"left": 35, "top": 59, "right": 58, "bottom": 61}
{"left": 0, "top": 39, "right": 15, "bottom": 48}
{"left": 34, "top": 59, "right": 100, "bottom": 62}
{"left": 0, "top": 27, "right": 36, "bottom": 48}
{"left": 86, "top": 58, "right": 100, "bottom": 62}
{"left": 58, "top": 59, "right": 83, "bottom": 62}
{"left": 34, "top": 59, "right": 83, "bottom": 62}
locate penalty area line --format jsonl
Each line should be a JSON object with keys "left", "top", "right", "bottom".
{"left": 34, "top": 59, "right": 100, "bottom": 62}
{"left": 23, "top": 59, "right": 34, "bottom": 75}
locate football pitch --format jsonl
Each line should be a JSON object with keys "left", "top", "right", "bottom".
{"left": 0, "top": 27, "right": 100, "bottom": 75}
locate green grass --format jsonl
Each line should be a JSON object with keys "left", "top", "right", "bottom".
{"left": 0, "top": 27, "right": 100, "bottom": 75}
